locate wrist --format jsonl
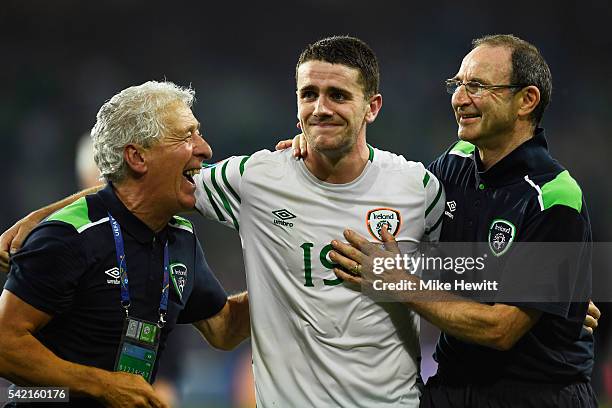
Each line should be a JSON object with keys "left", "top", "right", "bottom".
{"left": 28, "top": 208, "right": 50, "bottom": 222}
{"left": 66, "top": 366, "right": 110, "bottom": 401}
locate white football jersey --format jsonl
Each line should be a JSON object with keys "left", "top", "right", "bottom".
{"left": 194, "top": 147, "right": 445, "bottom": 407}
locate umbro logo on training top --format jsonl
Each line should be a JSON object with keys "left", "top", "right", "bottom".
{"left": 445, "top": 201, "right": 457, "bottom": 219}
{"left": 272, "top": 209, "right": 296, "bottom": 228}
{"left": 105, "top": 267, "right": 121, "bottom": 285}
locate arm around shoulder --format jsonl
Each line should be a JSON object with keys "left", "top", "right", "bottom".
{"left": 193, "top": 292, "right": 250, "bottom": 351}
{"left": 410, "top": 298, "right": 541, "bottom": 351}
{"left": 0, "top": 184, "right": 104, "bottom": 266}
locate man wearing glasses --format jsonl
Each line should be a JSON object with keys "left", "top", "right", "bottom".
{"left": 331, "top": 34, "right": 596, "bottom": 407}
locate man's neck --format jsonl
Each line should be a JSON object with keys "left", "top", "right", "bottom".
{"left": 477, "top": 126, "right": 535, "bottom": 171}
{"left": 304, "top": 139, "right": 370, "bottom": 184}
{"left": 113, "top": 181, "right": 170, "bottom": 233}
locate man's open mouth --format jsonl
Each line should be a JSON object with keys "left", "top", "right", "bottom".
{"left": 182, "top": 168, "right": 200, "bottom": 184}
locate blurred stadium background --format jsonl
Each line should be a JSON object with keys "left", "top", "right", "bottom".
{"left": 1, "top": 0, "right": 611, "bottom": 406}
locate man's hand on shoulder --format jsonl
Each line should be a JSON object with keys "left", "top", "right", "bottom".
{"left": 275, "top": 133, "right": 307, "bottom": 158}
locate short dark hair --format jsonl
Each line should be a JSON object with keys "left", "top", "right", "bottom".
{"left": 472, "top": 34, "right": 552, "bottom": 126}
{"left": 296, "top": 35, "right": 380, "bottom": 98}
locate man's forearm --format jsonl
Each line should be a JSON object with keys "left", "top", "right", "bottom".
{"left": 227, "top": 291, "right": 250, "bottom": 344}
{"left": 0, "top": 329, "right": 111, "bottom": 400}
{"left": 392, "top": 275, "right": 539, "bottom": 350}
{"left": 194, "top": 292, "right": 250, "bottom": 351}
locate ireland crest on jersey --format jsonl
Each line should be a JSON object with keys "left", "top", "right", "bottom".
{"left": 170, "top": 263, "right": 188, "bottom": 300}
{"left": 366, "top": 208, "right": 402, "bottom": 242}
{"left": 488, "top": 219, "right": 516, "bottom": 257}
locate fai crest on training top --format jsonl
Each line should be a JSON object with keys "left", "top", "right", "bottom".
{"left": 488, "top": 219, "right": 516, "bottom": 257}
{"left": 366, "top": 208, "right": 402, "bottom": 242}
{"left": 170, "top": 263, "right": 188, "bottom": 300}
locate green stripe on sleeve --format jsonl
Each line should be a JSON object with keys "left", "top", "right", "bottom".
{"left": 428, "top": 212, "right": 444, "bottom": 234}
{"left": 221, "top": 160, "right": 241, "bottom": 204}
{"left": 425, "top": 184, "right": 443, "bottom": 218}
{"left": 46, "top": 197, "right": 91, "bottom": 230}
{"left": 211, "top": 167, "right": 240, "bottom": 231}
{"left": 423, "top": 172, "right": 431, "bottom": 188}
{"left": 202, "top": 182, "right": 226, "bottom": 222}
{"left": 541, "top": 170, "right": 583, "bottom": 212}
{"left": 239, "top": 156, "right": 250, "bottom": 176}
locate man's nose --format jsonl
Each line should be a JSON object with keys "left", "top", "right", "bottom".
{"left": 452, "top": 84, "right": 472, "bottom": 108}
{"left": 313, "top": 96, "right": 333, "bottom": 117}
{"left": 193, "top": 132, "right": 213, "bottom": 161}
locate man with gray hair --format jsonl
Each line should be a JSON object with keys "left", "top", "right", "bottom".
{"left": 0, "top": 81, "right": 250, "bottom": 407}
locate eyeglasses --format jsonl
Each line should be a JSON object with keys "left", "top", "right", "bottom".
{"left": 445, "top": 79, "right": 525, "bottom": 97}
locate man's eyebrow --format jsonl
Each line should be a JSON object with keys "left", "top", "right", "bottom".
{"left": 183, "top": 121, "right": 200, "bottom": 133}
{"left": 449, "top": 76, "right": 489, "bottom": 84}
{"left": 298, "top": 85, "right": 317, "bottom": 92}
{"left": 327, "top": 86, "right": 351, "bottom": 95}
{"left": 467, "top": 77, "right": 489, "bottom": 84}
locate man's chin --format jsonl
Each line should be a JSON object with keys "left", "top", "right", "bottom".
{"left": 457, "top": 128, "right": 479, "bottom": 143}
{"left": 178, "top": 195, "right": 197, "bottom": 212}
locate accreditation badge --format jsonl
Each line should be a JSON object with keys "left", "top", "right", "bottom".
{"left": 114, "top": 316, "right": 161, "bottom": 383}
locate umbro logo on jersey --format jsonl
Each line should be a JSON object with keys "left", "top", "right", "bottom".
{"left": 366, "top": 208, "right": 402, "bottom": 242}
{"left": 272, "top": 209, "right": 296, "bottom": 228}
{"left": 445, "top": 201, "right": 457, "bottom": 219}
{"left": 105, "top": 267, "right": 121, "bottom": 285}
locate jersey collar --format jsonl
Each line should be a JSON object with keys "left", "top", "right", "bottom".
{"left": 474, "top": 128, "right": 550, "bottom": 188}
{"left": 97, "top": 183, "right": 169, "bottom": 244}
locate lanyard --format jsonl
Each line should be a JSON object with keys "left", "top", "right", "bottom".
{"left": 108, "top": 212, "right": 169, "bottom": 327}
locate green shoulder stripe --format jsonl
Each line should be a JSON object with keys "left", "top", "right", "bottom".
{"left": 367, "top": 144, "right": 374, "bottom": 162}
{"left": 221, "top": 160, "right": 241, "bottom": 204}
{"left": 450, "top": 140, "right": 476, "bottom": 156}
{"left": 46, "top": 197, "right": 91, "bottom": 230}
{"left": 172, "top": 215, "right": 193, "bottom": 232}
{"left": 239, "top": 156, "right": 250, "bottom": 176}
{"left": 423, "top": 171, "right": 431, "bottom": 188}
{"left": 541, "top": 170, "right": 583, "bottom": 212}
{"left": 211, "top": 166, "right": 240, "bottom": 231}
{"left": 202, "top": 182, "right": 226, "bottom": 222}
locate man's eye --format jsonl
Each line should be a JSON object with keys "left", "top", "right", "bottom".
{"left": 331, "top": 92, "right": 346, "bottom": 101}
{"left": 301, "top": 91, "right": 316, "bottom": 99}
{"left": 466, "top": 82, "right": 484, "bottom": 91}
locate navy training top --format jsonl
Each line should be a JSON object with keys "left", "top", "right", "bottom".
{"left": 5, "top": 184, "right": 228, "bottom": 406}
{"left": 428, "top": 128, "right": 594, "bottom": 384}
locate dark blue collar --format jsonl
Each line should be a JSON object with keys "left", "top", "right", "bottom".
{"left": 474, "top": 128, "right": 553, "bottom": 187}
{"left": 97, "top": 183, "right": 169, "bottom": 244}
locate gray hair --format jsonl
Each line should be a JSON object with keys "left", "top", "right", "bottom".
{"left": 91, "top": 80, "right": 195, "bottom": 183}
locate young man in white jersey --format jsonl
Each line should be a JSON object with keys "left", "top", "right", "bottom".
{"left": 0, "top": 36, "right": 445, "bottom": 407}
{"left": 191, "top": 36, "right": 444, "bottom": 406}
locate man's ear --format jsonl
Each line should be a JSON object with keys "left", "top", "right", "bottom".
{"left": 124, "top": 144, "right": 147, "bottom": 176}
{"left": 517, "top": 85, "right": 540, "bottom": 120}
{"left": 365, "top": 94, "right": 383, "bottom": 124}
